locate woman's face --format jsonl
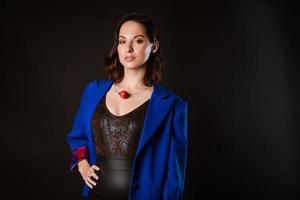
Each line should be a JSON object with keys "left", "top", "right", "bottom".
{"left": 117, "top": 20, "right": 153, "bottom": 70}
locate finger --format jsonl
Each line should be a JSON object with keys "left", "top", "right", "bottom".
{"left": 87, "top": 177, "right": 97, "bottom": 186}
{"left": 86, "top": 168, "right": 94, "bottom": 178}
{"left": 84, "top": 171, "right": 93, "bottom": 181}
{"left": 85, "top": 181, "right": 93, "bottom": 189}
{"left": 91, "top": 165, "right": 100, "bottom": 171}
{"left": 90, "top": 172, "right": 99, "bottom": 180}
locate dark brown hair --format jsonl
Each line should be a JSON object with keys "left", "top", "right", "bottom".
{"left": 104, "top": 13, "right": 163, "bottom": 86}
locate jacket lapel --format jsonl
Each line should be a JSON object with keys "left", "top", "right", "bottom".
{"left": 135, "top": 82, "right": 176, "bottom": 158}
{"left": 86, "top": 80, "right": 114, "bottom": 159}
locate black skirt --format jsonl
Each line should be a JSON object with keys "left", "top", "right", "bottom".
{"left": 86, "top": 155, "right": 133, "bottom": 200}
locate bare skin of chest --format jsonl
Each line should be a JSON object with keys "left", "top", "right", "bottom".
{"left": 105, "top": 86, "right": 153, "bottom": 116}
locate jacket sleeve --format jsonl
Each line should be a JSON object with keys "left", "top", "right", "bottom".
{"left": 66, "top": 84, "right": 90, "bottom": 172}
{"left": 163, "top": 99, "right": 188, "bottom": 200}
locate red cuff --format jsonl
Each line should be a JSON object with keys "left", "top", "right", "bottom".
{"left": 71, "top": 146, "right": 88, "bottom": 172}
{"left": 74, "top": 146, "right": 88, "bottom": 160}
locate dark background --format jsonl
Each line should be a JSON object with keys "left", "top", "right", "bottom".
{"left": 1, "top": 0, "right": 299, "bottom": 199}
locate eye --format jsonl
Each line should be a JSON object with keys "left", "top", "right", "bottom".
{"left": 136, "top": 39, "right": 143, "bottom": 44}
{"left": 119, "top": 40, "right": 125, "bottom": 44}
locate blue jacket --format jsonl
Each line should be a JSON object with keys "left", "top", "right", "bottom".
{"left": 66, "top": 79, "right": 188, "bottom": 200}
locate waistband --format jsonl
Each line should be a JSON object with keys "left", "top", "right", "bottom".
{"left": 95, "top": 155, "right": 134, "bottom": 170}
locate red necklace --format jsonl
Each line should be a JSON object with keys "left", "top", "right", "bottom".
{"left": 119, "top": 90, "right": 130, "bottom": 99}
{"left": 113, "top": 83, "right": 148, "bottom": 99}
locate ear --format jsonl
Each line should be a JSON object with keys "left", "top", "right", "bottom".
{"left": 152, "top": 41, "right": 159, "bottom": 53}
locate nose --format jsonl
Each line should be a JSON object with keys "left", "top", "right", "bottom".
{"left": 125, "top": 42, "right": 133, "bottom": 53}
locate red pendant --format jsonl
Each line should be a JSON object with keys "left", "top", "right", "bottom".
{"left": 119, "top": 90, "right": 130, "bottom": 99}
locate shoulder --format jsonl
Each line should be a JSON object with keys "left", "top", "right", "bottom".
{"left": 156, "top": 83, "right": 188, "bottom": 109}
{"left": 83, "top": 79, "right": 112, "bottom": 92}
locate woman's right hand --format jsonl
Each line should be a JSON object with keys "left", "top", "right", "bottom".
{"left": 78, "top": 159, "right": 100, "bottom": 189}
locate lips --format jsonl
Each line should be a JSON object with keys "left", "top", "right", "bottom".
{"left": 124, "top": 56, "right": 136, "bottom": 62}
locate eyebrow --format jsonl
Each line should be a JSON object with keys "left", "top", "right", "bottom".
{"left": 119, "top": 35, "right": 145, "bottom": 39}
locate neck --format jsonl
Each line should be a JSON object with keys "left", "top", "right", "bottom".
{"left": 117, "top": 67, "right": 147, "bottom": 90}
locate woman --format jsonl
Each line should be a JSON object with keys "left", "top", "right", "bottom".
{"left": 66, "top": 13, "right": 188, "bottom": 200}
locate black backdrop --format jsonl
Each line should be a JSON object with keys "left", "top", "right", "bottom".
{"left": 1, "top": 0, "right": 299, "bottom": 199}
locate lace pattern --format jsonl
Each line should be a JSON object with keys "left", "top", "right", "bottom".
{"left": 92, "top": 95, "right": 149, "bottom": 156}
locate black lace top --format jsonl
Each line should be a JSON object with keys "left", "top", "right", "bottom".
{"left": 92, "top": 95, "right": 150, "bottom": 156}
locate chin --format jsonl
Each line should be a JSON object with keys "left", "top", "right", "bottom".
{"left": 122, "top": 62, "right": 144, "bottom": 69}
